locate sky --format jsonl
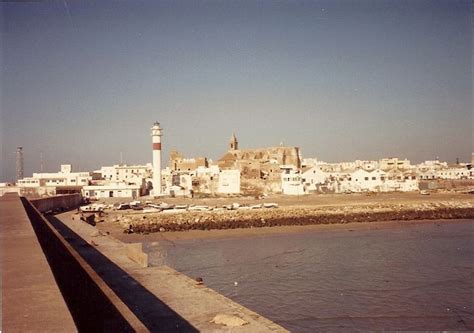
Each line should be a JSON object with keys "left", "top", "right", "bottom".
{"left": 1, "top": 0, "right": 472, "bottom": 181}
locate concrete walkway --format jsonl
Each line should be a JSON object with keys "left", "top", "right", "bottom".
{"left": 0, "top": 194, "right": 76, "bottom": 332}
{"left": 51, "top": 211, "right": 288, "bottom": 332}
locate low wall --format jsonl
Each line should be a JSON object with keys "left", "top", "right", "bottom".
{"left": 30, "top": 193, "right": 82, "bottom": 213}
{"left": 21, "top": 197, "right": 146, "bottom": 332}
{"left": 126, "top": 243, "right": 149, "bottom": 268}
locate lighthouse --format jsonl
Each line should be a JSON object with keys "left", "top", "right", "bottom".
{"left": 151, "top": 122, "right": 163, "bottom": 196}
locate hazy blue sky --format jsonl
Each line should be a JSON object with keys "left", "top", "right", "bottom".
{"left": 1, "top": 0, "right": 472, "bottom": 181}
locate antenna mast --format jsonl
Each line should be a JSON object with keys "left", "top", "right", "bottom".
{"left": 16, "top": 147, "right": 24, "bottom": 181}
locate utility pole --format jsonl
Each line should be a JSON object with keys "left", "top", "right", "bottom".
{"left": 16, "top": 146, "right": 24, "bottom": 181}
{"left": 40, "top": 152, "right": 44, "bottom": 172}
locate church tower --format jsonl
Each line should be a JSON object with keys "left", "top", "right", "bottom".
{"left": 229, "top": 133, "right": 238, "bottom": 151}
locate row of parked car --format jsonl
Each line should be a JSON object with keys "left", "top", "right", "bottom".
{"left": 80, "top": 201, "right": 279, "bottom": 213}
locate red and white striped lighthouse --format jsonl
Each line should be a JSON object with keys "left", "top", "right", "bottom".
{"left": 151, "top": 122, "right": 162, "bottom": 196}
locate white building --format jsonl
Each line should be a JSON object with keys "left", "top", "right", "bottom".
{"left": 167, "top": 185, "right": 190, "bottom": 198}
{"left": 301, "top": 166, "right": 327, "bottom": 192}
{"left": 194, "top": 165, "right": 220, "bottom": 178}
{"left": 280, "top": 165, "right": 305, "bottom": 195}
{"left": 95, "top": 164, "right": 152, "bottom": 187}
{"left": 341, "top": 169, "right": 386, "bottom": 192}
{"left": 301, "top": 158, "right": 319, "bottom": 168}
{"left": 217, "top": 169, "right": 241, "bottom": 194}
{"left": 0, "top": 183, "right": 21, "bottom": 196}
{"left": 186, "top": 166, "right": 220, "bottom": 194}
{"left": 10, "top": 164, "right": 90, "bottom": 197}
{"left": 417, "top": 159, "right": 448, "bottom": 169}
{"left": 436, "top": 166, "right": 472, "bottom": 180}
{"left": 417, "top": 169, "right": 437, "bottom": 180}
{"left": 31, "top": 164, "right": 91, "bottom": 187}
{"left": 383, "top": 169, "right": 418, "bottom": 191}
{"left": 82, "top": 183, "right": 141, "bottom": 199}
{"left": 336, "top": 168, "right": 418, "bottom": 193}
{"left": 379, "top": 157, "right": 411, "bottom": 170}
{"left": 17, "top": 177, "right": 42, "bottom": 187}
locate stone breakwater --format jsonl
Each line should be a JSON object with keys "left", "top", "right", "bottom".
{"left": 106, "top": 201, "right": 474, "bottom": 233}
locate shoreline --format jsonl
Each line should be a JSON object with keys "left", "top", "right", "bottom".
{"left": 97, "top": 217, "right": 473, "bottom": 243}
{"left": 96, "top": 214, "right": 474, "bottom": 243}
{"left": 92, "top": 192, "right": 474, "bottom": 242}
{"left": 52, "top": 211, "right": 288, "bottom": 332}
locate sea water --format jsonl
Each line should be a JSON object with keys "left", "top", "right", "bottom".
{"left": 148, "top": 220, "right": 474, "bottom": 331}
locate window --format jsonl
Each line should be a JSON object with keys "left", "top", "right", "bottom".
{"left": 364, "top": 177, "right": 369, "bottom": 181}
{"left": 372, "top": 177, "right": 376, "bottom": 180}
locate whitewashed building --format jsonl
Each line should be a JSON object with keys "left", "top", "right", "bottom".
{"left": 82, "top": 183, "right": 141, "bottom": 199}
{"left": 217, "top": 169, "right": 241, "bottom": 194}
{"left": 339, "top": 169, "right": 386, "bottom": 192}
{"left": 379, "top": 157, "right": 411, "bottom": 170}
{"left": 334, "top": 168, "right": 418, "bottom": 193}
{"left": 194, "top": 165, "right": 220, "bottom": 178}
{"left": 96, "top": 164, "right": 152, "bottom": 185}
{"left": 302, "top": 166, "right": 327, "bottom": 192}
{"left": 17, "top": 178, "right": 42, "bottom": 187}
{"left": 281, "top": 165, "right": 305, "bottom": 195}
{"left": 436, "top": 166, "right": 472, "bottom": 180}
{"left": 167, "top": 185, "right": 190, "bottom": 197}
{"left": 31, "top": 164, "right": 91, "bottom": 187}
{"left": 383, "top": 169, "right": 418, "bottom": 191}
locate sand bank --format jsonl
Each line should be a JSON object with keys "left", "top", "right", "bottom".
{"left": 98, "top": 218, "right": 472, "bottom": 243}
{"left": 91, "top": 192, "right": 473, "bottom": 242}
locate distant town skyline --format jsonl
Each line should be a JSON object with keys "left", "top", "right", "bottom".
{"left": 1, "top": 0, "right": 472, "bottom": 182}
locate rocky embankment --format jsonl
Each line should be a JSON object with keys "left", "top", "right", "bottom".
{"left": 105, "top": 200, "right": 474, "bottom": 234}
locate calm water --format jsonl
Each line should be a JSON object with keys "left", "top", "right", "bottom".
{"left": 147, "top": 220, "right": 474, "bottom": 331}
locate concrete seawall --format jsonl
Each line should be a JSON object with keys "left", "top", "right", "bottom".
{"left": 51, "top": 211, "right": 289, "bottom": 332}
{"left": 1, "top": 193, "right": 287, "bottom": 332}
{"left": 21, "top": 196, "right": 148, "bottom": 332}
{"left": 0, "top": 193, "right": 76, "bottom": 331}
{"left": 30, "top": 193, "right": 82, "bottom": 213}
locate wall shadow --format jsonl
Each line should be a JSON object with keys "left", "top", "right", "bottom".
{"left": 21, "top": 198, "right": 135, "bottom": 332}
{"left": 46, "top": 213, "right": 198, "bottom": 332}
